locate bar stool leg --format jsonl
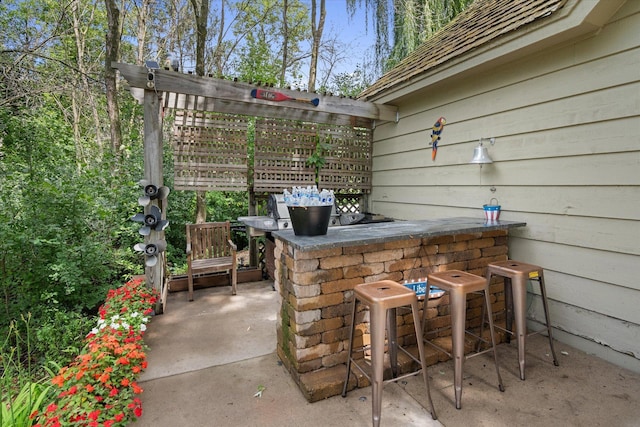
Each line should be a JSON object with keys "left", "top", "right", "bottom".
{"left": 411, "top": 299, "right": 437, "bottom": 420}
{"left": 449, "top": 289, "right": 466, "bottom": 409}
{"left": 504, "top": 277, "right": 513, "bottom": 344}
{"left": 511, "top": 275, "right": 528, "bottom": 380}
{"left": 538, "top": 273, "right": 560, "bottom": 367}
{"left": 388, "top": 309, "right": 399, "bottom": 378}
{"left": 476, "top": 271, "right": 498, "bottom": 353}
{"left": 370, "top": 304, "right": 386, "bottom": 427}
{"left": 484, "top": 286, "right": 505, "bottom": 392}
{"left": 341, "top": 296, "right": 357, "bottom": 398}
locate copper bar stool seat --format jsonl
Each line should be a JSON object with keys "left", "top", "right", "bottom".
{"left": 342, "top": 280, "right": 437, "bottom": 426}
{"left": 483, "top": 260, "right": 559, "bottom": 380}
{"left": 425, "top": 270, "right": 504, "bottom": 409}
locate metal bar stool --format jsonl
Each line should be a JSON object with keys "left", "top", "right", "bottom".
{"left": 342, "top": 280, "right": 437, "bottom": 426}
{"left": 481, "top": 260, "right": 559, "bottom": 380}
{"left": 425, "top": 270, "right": 504, "bottom": 409}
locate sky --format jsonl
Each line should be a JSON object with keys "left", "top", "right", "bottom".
{"left": 302, "top": 0, "right": 379, "bottom": 84}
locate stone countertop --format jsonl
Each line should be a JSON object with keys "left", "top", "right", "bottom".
{"left": 271, "top": 217, "right": 526, "bottom": 251}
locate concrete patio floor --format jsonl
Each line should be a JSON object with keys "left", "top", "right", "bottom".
{"left": 137, "top": 281, "right": 640, "bottom": 426}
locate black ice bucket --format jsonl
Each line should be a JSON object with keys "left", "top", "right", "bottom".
{"left": 287, "top": 205, "right": 333, "bottom": 236}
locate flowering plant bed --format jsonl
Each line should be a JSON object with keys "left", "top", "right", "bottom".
{"left": 33, "top": 277, "right": 157, "bottom": 427}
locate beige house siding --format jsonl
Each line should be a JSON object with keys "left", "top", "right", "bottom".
{"left": 368, "top": 1, "right": 640, "bottom": 372}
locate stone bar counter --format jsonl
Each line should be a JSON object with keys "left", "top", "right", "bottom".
{"left": 271, "top": 217, "right": 526, "bottom": 402}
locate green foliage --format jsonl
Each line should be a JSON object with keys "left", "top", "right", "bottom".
{"left": 347, "top": 0, "right": 474, "bottom": 74}
{"left": 34, "top": 297, "right": 95, "bottom": 368}
{"left": 232, "top": 0, "right": 309, "bottom": 85}
{"left": 1, "top": 378, "right": 54, "bottom": 427}
{"left": 326, "top": 66, "right": 372, "bottom": 98}
{"left": 306, "top": 135, "right": 332, "bottom": 185}
{"left": 0, "top": 315, "right": 56, "bottom": 427}
{"left": 0, "top": 101, "right": 143, "bottom": 376}
{"left": 206, "top": 191, "right": 249, "bottom": 223}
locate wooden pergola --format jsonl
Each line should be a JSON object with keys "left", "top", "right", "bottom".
{"left": 114, "top": 62, "right": 398, "bottom": 312}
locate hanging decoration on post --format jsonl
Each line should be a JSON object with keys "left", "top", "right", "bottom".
{"left": 137, "top": 181, "right": 170, "bottom": 206}
{"left": 251, "top": 88, "right": 320, "bottom": 107}
{"left": 429, "top": 116, "right": 446, "bottom": 161}
{"left": 131, "top": 205, "right": 169, "bottom": 236}
{"left": 134, "top": 240, "right": 167, "bottom": 267}
{"left": 132, "top": 180, "right": 170, "bottom": 267}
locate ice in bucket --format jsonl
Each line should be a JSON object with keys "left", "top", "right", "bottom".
{"left": 284, "top": 186, "right": 335, "bottom": 236}
{"left": 283, "top": 186, "right": 334, "bottom": 207}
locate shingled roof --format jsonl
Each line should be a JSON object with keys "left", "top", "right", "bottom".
{"left": 358, "top": 0, "right": 567, "bottom": 101}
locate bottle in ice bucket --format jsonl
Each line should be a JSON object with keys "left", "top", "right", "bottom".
{"left": 284, "top": 186, "right": 334, "bottom": 236}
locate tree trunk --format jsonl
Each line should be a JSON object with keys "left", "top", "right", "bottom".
{"left": 105, "top": 0, "right": 123, "bottom": 156}
{"left": 212, "top": 1, "right": 225, "bottom": 77}
{"left": 308, "top": 0, "right": 326, "bottom": 91}
{"left": 71, "top": 0, "right": 103, "bottom": 153}
{"left": 136, "top": 0, "right": 152, "bottom": 65}
{"left": 195, "top": 191, "right": 207, "bottom": 224}
{"left": 190, "top": 0, "right": 210, "bottom": 77}
{"left": 190, "top": 0, "right": 210, "bottom": 223}
{"left": 280, "top": 0, "right": 289, "bottom": 86}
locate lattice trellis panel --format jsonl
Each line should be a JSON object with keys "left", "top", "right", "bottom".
{"left": 254, "top": 118, "right": 318, "bottom": 192}
{"left": 317, "top": 125, "right": 372, "bottom": 192}
{"left": 172, "top": 110, "right": 249, "bottom": 191}
{"left": 254, "top": 118, "right": 372, "bottom": 194}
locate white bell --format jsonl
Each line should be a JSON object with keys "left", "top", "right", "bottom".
{"left": 470, "top": 141, "right": 493, "bottom": 164}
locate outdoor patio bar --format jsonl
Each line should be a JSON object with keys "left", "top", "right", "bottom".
{"left": 272, "top": 216, "right": 526, "bottom": 402}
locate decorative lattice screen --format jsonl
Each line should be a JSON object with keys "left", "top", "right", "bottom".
{"left": 172, "top": 110, "right": 249, "bottom": 191}
{"left": 254, "top": 118, "right": 372, "bottom": 193}
{"left": 254, "top": 118, "right": 318, "bottom": 192}
{"left": 317, "top": 125, "right": 372, "bottom": 192}
{"left": 169, "top": 101, "right": 372, "bottom": 194}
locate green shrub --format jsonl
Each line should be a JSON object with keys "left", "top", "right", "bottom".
{"left": 0, "top": 315, "right": 55, "bottom": 427}
{"left": 1, "top": 380, "right": 54, "bottom": 427}
{"left": 33, "top": 296, "right": 95, "bottom": 368}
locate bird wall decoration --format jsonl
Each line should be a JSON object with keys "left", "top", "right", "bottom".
{"left": 430, "top": 117, "right": 446, "bottom": 161}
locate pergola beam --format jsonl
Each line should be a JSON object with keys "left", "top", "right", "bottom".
{"left": 113, "top": 62, "right": 398, "bottom": 125}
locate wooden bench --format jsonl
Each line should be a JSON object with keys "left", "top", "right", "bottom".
{"left": 186, "top": 221, "right": 237, "bottom": 301}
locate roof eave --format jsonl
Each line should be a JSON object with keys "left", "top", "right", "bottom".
{"left": 364, "top": 0, "right": 627, "bottom": 105}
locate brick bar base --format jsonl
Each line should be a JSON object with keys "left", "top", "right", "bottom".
{"left": 274, "top": 230, "right": 510, "bottom": 402}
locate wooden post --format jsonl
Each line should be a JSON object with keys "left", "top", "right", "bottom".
{"left": 248, "top": 190, "right": 259, "bottom": 268}
{"left": 144, "top": 87, "right": 165, "bottom": 313}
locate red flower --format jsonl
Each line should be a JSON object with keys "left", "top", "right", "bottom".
{"left": 51, "top": 374, "right": 65, "bottom": 388}
{"left": 131, "top": 382, "right": 143, "bottom": 394}
{"left": 35, "top": 278, "right": 156, "bottom": 427}
{"left": 98, "top": 371, "right": 110, "bottom": 383}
